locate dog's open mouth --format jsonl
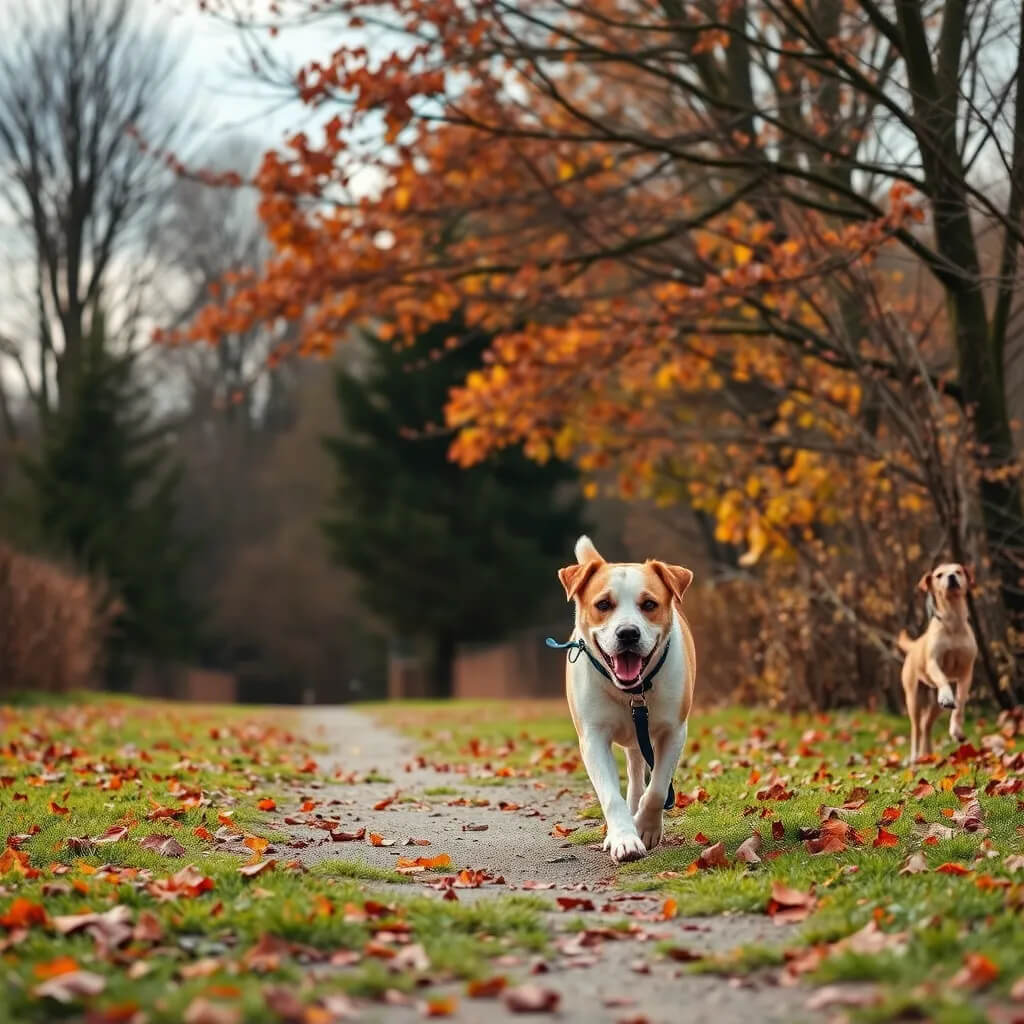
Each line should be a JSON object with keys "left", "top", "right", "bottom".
{"left": 599, "top": 647, "right": 653, "bottom": 687}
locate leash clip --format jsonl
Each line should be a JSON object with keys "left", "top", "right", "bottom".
{"left": 629, "top": 693, "right": 647, "bottom": 708}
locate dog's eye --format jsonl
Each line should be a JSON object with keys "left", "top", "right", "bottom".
{"left": 594, "top": 598, "right": 613, "bottom": 612}
{"left": 640, "top": 598, "right": 658, "bottom": 612}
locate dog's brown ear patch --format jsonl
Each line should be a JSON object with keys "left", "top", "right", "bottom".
{"left": 963, "top": 564, "right": 976, "bottom": 589}
{"left": 917, "top": 571, "right": 933, "bottom": 593}
{"left": 558, "top": 560, "right": 601, "bottom": 602}
{"left": 650, "top": 561, "right": 694, "bottom": 602}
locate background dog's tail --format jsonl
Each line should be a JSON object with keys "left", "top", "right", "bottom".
{"left": 897, "top": 629, "right": 914, "bottom": 653}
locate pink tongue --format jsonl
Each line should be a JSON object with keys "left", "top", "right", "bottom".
{"left": 612, "top": 652, "right": 643, "bottom": 682}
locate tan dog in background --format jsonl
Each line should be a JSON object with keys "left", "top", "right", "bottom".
{"left": 557, "top": 536, "right": 696, "bottom": 863}
{"left": 898, "top": 563, "right": 977, "bottom": 762}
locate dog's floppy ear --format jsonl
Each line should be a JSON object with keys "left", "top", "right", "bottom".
{"left": 558, "top": 560, "right": 601, "bottom": 602}
{"left": 917, "top": 570, "right": 933, "bottom": 594}
{"left": 650, "top": 561, "right": 694, "bottom": 602}
{"left": 962, "top": 563, "right": 976, "bottom": 589}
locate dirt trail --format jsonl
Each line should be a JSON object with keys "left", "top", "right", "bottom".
{"left": 287, "top": 707, "right": 829, "bottom": 1024}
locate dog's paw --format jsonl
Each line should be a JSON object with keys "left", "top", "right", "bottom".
{"left": 634, "top": 811, "right": 663, "bottom": 851}
{"left": 603, "top": 830, "right": 646, "bottom": 863}
{"left": 949, "top": 724, "right": 966, "bottom": 743}
{"left": 938, "top": 687, "right": 956, "bottom": 710}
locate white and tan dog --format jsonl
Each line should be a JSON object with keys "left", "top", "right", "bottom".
{"left": 898, "top": 562, "right": 977, "bottom": 762}
{"left": 557, "top": 536, "right": 696, "bottom": 863}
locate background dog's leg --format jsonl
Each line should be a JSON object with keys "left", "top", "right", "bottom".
{"left": 919, "top": 689, "right": 938, "bottom": 758}
{"left": 949, "top": 677, "right": 969, "bottom": 742}
{"left": 634, "top": 723, "right": 687, "bottom": 852}
{"left": 579, "top": 732, "right": 646, "bottom": 863}
{"left": 625, "top": 746, "right": 646, "bottom": 815}
{"left": 904, "top": 672, "right": 919, "bottom": 763}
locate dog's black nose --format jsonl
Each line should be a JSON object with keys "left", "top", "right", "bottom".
{"left": 947, "top": 574, "right": 960, "bottom": 589}
{"left": 616, "top": 625, "right": 641, "bottom": 646}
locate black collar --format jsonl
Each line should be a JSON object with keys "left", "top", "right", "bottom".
{"left": 545, "top": 635, "right": 672, "bottom": 695}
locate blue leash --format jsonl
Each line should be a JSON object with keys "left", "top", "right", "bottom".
{"left": 545, "top": 635, "right": 675, "bottom": 811}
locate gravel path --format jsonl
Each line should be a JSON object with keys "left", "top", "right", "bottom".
{"left": 283, "top": 707, "right": 837, "bottom": 1024}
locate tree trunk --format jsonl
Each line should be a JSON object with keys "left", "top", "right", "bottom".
{"left": 430, "top": 632, "right": 456, "bottom": 699}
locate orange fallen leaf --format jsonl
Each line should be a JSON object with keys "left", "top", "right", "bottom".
{"left": 935, "top": 862, "right": 971, "bottom": 876}
{"left": 661, "top": 897, "right": 678, "bottom": 920}
{"left": 257, "top": 798, "right": 276, "bottom": 812}
{"left": 423, "top": 996, "right": 457, "bottom": 1017}
{"left": 49, "top": 801, "right": 70, "bottom": 815}
{"left": 467, "top": 976, "right": 507, "bottom": 998}
{"left": 880, "top": 806, "right": 902, "bottom": 824}
{"left": 0, "top": 897, "right": 48, "bottom": 929}
{"left": 33, "top": 956, "right": 80, "bottom": 980}
{"left": 951, "top": 952, "right": 999, "bottom": 990}
{"left": 396, "top": 854, "right": 451, "bottom": 870}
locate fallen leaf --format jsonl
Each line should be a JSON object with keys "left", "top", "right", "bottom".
{"left": 504, "top": 984, "right": 560, "bottom": 1013}
{"left": 370, "top": 833, "right": 396, "bottom": 847}
{"left": 33, "top": 968, "right": 106, "bottom": 1002}
{"left": 0, "top": 898, "right": 47, "bottom": 929}
{"left": 951, "top": 952, "right": 999, "bottom": 990}
{"left": 139, "top": 835, "right": 186, "bottom": 858}
{"left": 33, "top": 956, "right": 80, "bottom": 979}
{"left": 93, "top": 825, "right": 130, "bottom": 845}
{"left": 422, "top": 995, "right": 457, "bottom": 1017}
{"left": 735, "top": 832, "right": 762, "bottom": 864}
{"left": 696, "top": 841, "right": 728, "bottom": 869}
{"left": 766, "top": 881, "right": 816, "bottom": 924}
{"left": 771, "top": 820, "right": 785, "bottom": 841}
{"left": 257, "top": 798, "right": 277, "bottom": 811}
{"left": 899, "top": 853, "right": 929, "bottom": 875}
{"left": 330, "top": 829, "right": 366, "bottom": 842}
{"left": 556, "top": 896, "right": 595, "bottom": 911}
{"left": 935, "top": 862, "right": 971, "bottom": 876}
{"left": 872, "top": 827, "right": 899, "bottom": 848}
{"left": 880, "top": 806, "right": 902, "bottom": 824}
{"left": 239, "top": 859, "right": 276, "bottom": 878}
{"left": 912, "top": 779, "right": 936, "bottom": 798}
{"left": 396, "top": 854, "right": 451, "bottom": 870}
{"left": 462, "top": 824, "right": 488, "bottom": 832}
{"left": 661, "top": 897, "right": 678, "bottom": 919}
{"left": 183, "top": 997, "right": 242, "bottom": 1024}
{"left": 467, "top": 976, "right": 507, "bottom": 998}
{"left": 521, "top": 880, "right": 555, "bottom": 890}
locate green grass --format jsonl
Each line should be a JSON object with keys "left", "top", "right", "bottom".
{"left": 0, "top": 698, "right": 550, "bottom": 1023}
{"left": 374, "top": 698, "right": 1024, "bottom": 1021}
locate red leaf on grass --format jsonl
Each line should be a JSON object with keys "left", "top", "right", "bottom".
{"left": 0, "top": 898, "right": 48, "bottom": 929}
{"left": 239, "top": 859, "right": 275, "bottom": 878}
{"left": 257, "top": 798, "right": 276, "bottom": 812}
{"left": 93, "top": 825, "right": 129, "bottom": 845}
{"left": 872, "top": 828, "right": 899, "bottom": 848}
{"left": 880, "top": 806, "right": 902, "bottom": 824}
{"left": 556, "top": 896, "right": 595, "bottom": 911}
{"left": 935, "top": 862, "right": 970, "bottom": 876}
{"left": 695, "top": 842, "right": 728, "bottom": 869}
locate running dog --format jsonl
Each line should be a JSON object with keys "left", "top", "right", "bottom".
{"left": 556, "top": 536, "right": 696, "bottom": 863}
{"left": 898, "top": 563, "right": 977, "bottom": 762}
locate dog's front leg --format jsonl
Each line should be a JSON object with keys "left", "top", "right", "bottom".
{"left": 634, "top": 723, "right": 687, "bottom": 851}
{"left": 925, "top": 657, "right": 956, "bottom": 709}
{"left": 579, "top": 730, "right": 646, "bottom": 863}
{"left": 625, "top": 747, "right": 646, "bottom": 815}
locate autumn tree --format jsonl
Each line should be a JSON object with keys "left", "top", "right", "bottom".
{"left": 189, "top": 0, "right": 1024, "bottom": 703}
{"left": 0, "top": 0, "right": 187, "bottom": 421}
{"left": 322, "top": 316, "right": 586, "bottom": 697}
